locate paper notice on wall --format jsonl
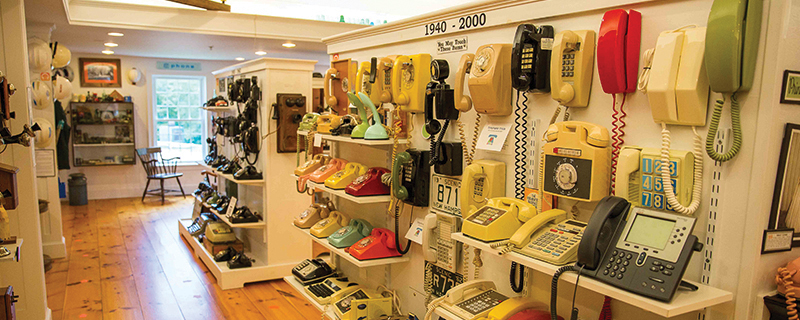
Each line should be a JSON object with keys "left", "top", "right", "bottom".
{"left": 476, "top": 124, "right": 511, "bottom": 152}
{"left": 405, "top": 218, "right": 425, "bottom": 245}
{"left": 436, "top": 37, "right": 468, "bottom": 54}
{"left": 313, "top": 134, "right": 323, "bottom": 147}
{"left": 35, "top": 149, "right": 56, "bottom": 177}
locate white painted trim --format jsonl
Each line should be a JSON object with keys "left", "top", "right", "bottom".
{"left": 149, "top": 74, "right": 208, "bottom": 162}
{"left": 211, "top": 57, "right": 317, "bottom": 76}
{"left": 42, "top": 238, "right": 67, "bottom": 259}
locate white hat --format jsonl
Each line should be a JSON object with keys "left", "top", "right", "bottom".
{"left": 54, "top": 76, "right": 72, "bottom": 100}
{"left": 32, "top": 80, "right": 52, "bottom": 110}
{"left": 27, "top": 38, "right": 52, "bottom": 72}
{"left": 54, "top": 66, "right": 75, "bottom": 82}
{"left": 51, "top": 44, "right": 71, "bottom": 68}
{"left": 33, "top": 117, "right": 53, "bottom": 148}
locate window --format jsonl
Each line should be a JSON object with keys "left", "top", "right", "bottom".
{"left": 152, "top": 75, "right": 206, "bottom": 164}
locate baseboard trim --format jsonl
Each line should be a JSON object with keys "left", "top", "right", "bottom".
{"left": 42, "top": 239, "right": 67, "bottom": 259}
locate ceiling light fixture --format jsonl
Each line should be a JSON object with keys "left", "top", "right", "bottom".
{"left": 108, "top": 32, "right": 124, "bottom": 37}
{"left": 104, "top": 42, "right": 118, "bottom": 47}
{"left": 282, "top": 42, "right": 296, "bottom": 48}
{"left": 102, "top": 49, "right": 114, "bottom": 55}
{"left": 255, "top": 51, "right": 267, "bottom": 56}
{"left": 235, "top": 57, "right": 245, "bottom": 61}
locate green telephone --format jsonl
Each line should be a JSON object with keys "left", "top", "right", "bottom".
{"left": 357, "top": 92, "right": 389, "bottom": 140}
{"left": 499, "top": 209, "right": 587, "bottom": 265}
{"left": 461, "top": 160, "right": 506, "bottom": 217}
{"left": 328, "top": 219, "right": 373, "bottom": 248}
{"left": 346, "top": 92, "right": 370, "bottom": 139}
{"left": 298, "top": 113, "right": 319, "bottom": 131}
{"left": 462, "top": 197, "right": 537, "bottom": 242}
{"left": 310, "top": 211, "right": 350, "bottom": 238}
{"left": 703, "top": 0, "right": 762, "bottom": 162}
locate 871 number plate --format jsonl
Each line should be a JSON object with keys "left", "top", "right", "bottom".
{"left": 431, "top": 174, "right": 461, "bottom": 216}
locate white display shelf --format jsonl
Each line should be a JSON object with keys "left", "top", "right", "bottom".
{"left": 73, "top": 143, "right": 134, "bottom": 147}
{"left": 450, "top": 233, "right": 732, "bottom": 318}
{"left": 0, "top": 238, "right": 22, "bottom": 262}
{"left": 283, "top": 276, "right": 339, "bottom": 320}
{"left": 297, "top": 130, "right": 408, "bottom": 146}
{"left": 198, "top": 163, "right": 264, "bottom": 186}
{"left": 202, "top": 106, "right": 236, "bottom": 113}
{"left": 197, "top": 196, "right": 266, "bottom": 229}
{"left": 178, "top": 219, "right": 273, "bottom": 289}
{"left": 292, "top": 225, "right": 410, "bottom": 268}
{"left": 292, "top": 175, "right": 391, "bottom": 204}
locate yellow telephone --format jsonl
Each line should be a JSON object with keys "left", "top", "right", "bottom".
{"left": 293, "top": 199, "right": 334, "bottom": 229}
{"left": 310, "top": 211, "right": 350, "bottom": 238}
{"left": 615, "top": 146, "right": 695, "bottom": 211}
{"left": 331, "top": 286, "right": 385, "bottom": 320}
{"left": 476, "top": 297, "right": 549, "bottom": 320}
{"left": 377, "top": 56, "right": 398, "bottom": 104}
{"left": 462, "top": 197, "right": 537, "bottom": 242}
{"left": 466, "top": 44, "right": 513, "bottom": 116}
{"left": 391, "top": 53, "right": 431, "bottom": 113}
{"left": 500, "top": 209, "right": 587, "bottom": 265}
{"left": 461, "top": 160, "right": 506, "bottom": 216}
{"left": 294, "top": 154, "right": 330, "bottom": 176}
{"left": 315, "top": 114, "right": 342, "bottom": 134}
{"left": 541, "top": 121, "right": 610, "bottom": 202}
{"left": 324, "top": 162, "right": 368, "bottom": 190}
{"left": 454, "top": 53, "right": 475, "bottom": 112}
{"left": 356, "top": 61, "right": 382, "bottom": 106}
{"left": 425, "top": 280, "right": 508, "bottom": 320}
{"left": 550, "top": 30, "right": 596, "bottom": 107}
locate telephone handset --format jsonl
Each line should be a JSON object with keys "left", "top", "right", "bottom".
{"left": 310, "top": 211, "right": 350, "bottom": 238}
{"left": 430, "top": 280, "right": 508, "bottom": 320}
{"left": 576, "top": 196, "right": 631, "bottom": 271}
{"left": 423, "top": 212, "right": 462, "bottom": 273}
{"left": 703, "top": 0, "right": 762, "bottom": 162}
{"left": 615, "top": 146, "right": 695, "bottom": 211}
{"left": 325, "top": 59, "right": 357, "bottom": 115}
{"left": 462, "top": 197, "right": 537, "bottom": 242}
{"left": 461, "top": 160, "right": 506, "bottom": 216}
{"left": 298, "top": 113, "right": 319, "bottom": 131}
{"left": 308, "top": 158, "right": 348, "bottom": 183}
{"left": 502, "top": 209, "right": 587, "bottom": 266}
{"left": 292, "top": 258, "right": 335, "bottom": 286}
{"left": 466, "top": 44, "right": 513, "bottom": 116}
{"left": 391, "top": 149, "right": 431, "bottom": 207}
{"left": 391, "top": 54, "right": 432, "bottom": 113}
{"left": 454, "top": 53, "right": 475, "bottom": 112}
{"left": 346, "top": 92, "right": 370, "bottom": 139}
{"left": 293, "top": 199, "right": 334, "bottom": 229}
{"left": 347, "top": 228, "right": 402, "bottom": 260}
{"left": 504, "top": 209, "right": 566, "bottom": 249}
{"left": 295, "top": 154, "right": 330, "bottom": 176}
{"left": 325, "top": 162, "right": 368, "bottom": 190}
{"left": 550, "top": 30, "right": 596, "bottom": 107}
{"left": 598, "top": 9, "right": 641, "bottom": 94}
{"left": 355, "top": 60, "right": 382, "bottom": 106}
{"left": 512, "top": 24, "right": 555, "bottom": 93}
{"left": 542, "top": 121, "right": 610, "bottom": 202}
{"left": 328, "top": 218, "right": 373, "bottom": 248}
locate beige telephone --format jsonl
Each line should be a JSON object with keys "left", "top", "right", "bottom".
{"left": 615, "top": 146, "right": 695, "bottom": 211}
{"left": 391, "top": 53, "right": 431, "bottom": 113}
{"left": 500, "top": 209, "right": 587, "bottom": 265}
{"left": 461, "top": 160, "right": 506, "bottom": 216}
{"left": 310, "top": 211, "right": 350, "bottom": 238}
{"left": 331, "top": 286, "right": 385, "bottom": 320}
{"left": 293, "top": 199, "right": 335, "bottom": 229}
{"left": 461, "top": 197, "right": 537, "bottom": 242}
{"left": 465, "top": 44, "right": 513, "bottom": 116}
{"left": 425, "top": 280, "right": 508, "bottom": 320}
{"left": 356, "top": 61, "right": 382, "bottom": 106}
{"left": 550, "top": 30, "right": 596, "bottom": 107}
{"left": 295, "top": 154, "right": 331, "bottom": 176}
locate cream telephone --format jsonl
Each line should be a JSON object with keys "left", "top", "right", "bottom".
{"left": 461, "top": 160, "right": 506, "bottom": 216}
{"left": 616, "top": 146, "right": 695, "bottom": 212}
{"left": 500, "top": 209, "right": 588, "bottom": 265}
{"left": 310, "top": 211, "right": 350, "bottom": 238}
{"left": 392, "top": 53, "right": 432, "bottom": 113}
{"left": 466, "top": 44, "right": 513, "bottom": 116}
{"left": 293, "top": 198, "right": 335, "bottom": 229}
{"left": 542, "top": 121, "right": 610, "bottom": 202}
{"left": 332, "top": 286, "right": 389, "bottom": 320}
{"left": 356, "top": 60, "right": 382, "bottom": 106}
{"left": 550, "top": 30, "right": 596, "bottom": 107}
{"left": 462, "top": 197, "right": 537, "bottom": 242}
{"left": 425, "top": 280, "right": 508, "bottom": 320}
{"left": 423, "top": 212, "right": 462, "bottom": 273}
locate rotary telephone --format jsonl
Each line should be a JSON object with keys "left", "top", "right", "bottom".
{"left": 292, "top": 258, "right": 335, "bottom": 286}
{"left": 391, "top": 53, "right": 432, "bottom": 113}
{"left": 500, "top": 209, "right": 587, "bottom": 266}
{"left": 328, "top": 219, "right": 373, "bottom": 248}
{"left": 293, "top": 198, "right": 335, "bottom": 229}
{"left": 325, "top": 162, "right": 368, "bottom": 190}
{"left": 357, "top": 92, "right": 389, "bottom": 140}
{"left": 305, "top": 277, "right": 357, "bottom": 304}
{"left": 345, "top": 167, "right": 390, "bottom": 197}
{"left": 462, "top": 197, "right": 538, "bottom": 242}
{"left": 542, "top": 121, "right": 610, "bottom": 202}
{"left": 356, "top": 59, "right": 382, "bottom": 106}
{"left": 316, "top": 114, "right": 342, "bottom": 134}
{"left": 550, "top": 30, "right": 596, "bottom": 107}
{"left": 461, "top": 160, "right": 506, "bottom": 216}
{"left": 615, "top": 146, "right": 695, "bottom": 211}
{"left": 348, "top": 228, "right": 402, "bottom": 260}
{"left": 299, "top": 113, "right": 319, "bottom": 131}
{"left": 331, "top": 285, "right": 385, "bottom": 319}
{"left": 325, "top": 59, "right": 358, "bottom": 115}
{"left": 308, "top": 158, "right": 348, "bottom": 183}
{"left": 512, "top": 24, "right": 555, "bottom": 93}
{"left": 295, "top": 154, "right": 330, "bottom": 176}
{"left": 392, "top": 149, "right": 431, "bottom": 207}
{"left": 423, "top": 211, "right": 461, "bottom": 273}
{"left": 310, "top": 210, "right": 350, "bottom": 238}
{"left": 426, "top": 280, "right": 508, "bottom": 320}
{"left": 467, "top": 44, "right": 513, "bottom": 116}
{"left": 346, "top": 92, "right": 370, "bottom": 139}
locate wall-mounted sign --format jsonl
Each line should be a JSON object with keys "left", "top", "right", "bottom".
{"left": 156, "top": 61, "right": 202, "bottom": 71}
{"left": 781, "top": 70, "right": 800, "bottom": 105}
{"left": 436, "top": 36, "right": 468, "bottom": 54}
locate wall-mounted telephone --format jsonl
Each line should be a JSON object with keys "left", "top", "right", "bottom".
{"left": 423, "top": 212, "right": 462, "bottom": 273}
{"left": 325, "top": 162, "right": 368, "bottom": 190}
{"left": 391, "top": 54, "right": 432, "bottom": 114}
{"left": 295, "top": 154, "right": 331, "bottom": 176}
{"left": 310, "top": 211, "right": 350, "bottom": 238}
{"left": 345, "top": 167, "right": 390, "bottom": 197}
{"left": 425, "top": 59, "right": 458, "bottom": 144}
{"left": 328, "top": 219, "right": 373, "bottom": 248}
{"left": 304, "top": 277, "right": 357, "bottom": 304}
{"left": 502, "top": 209, "right": 587, "bottom": 266}
{"left": 571, "top": 196, "right": 701, "bottom": 302}
{"left": 461, "top": 160, "right": 506, "bottom": 216}
{"left": 466, "top": 44, "right": 513, "bottom": 116}
{"left": 542, "top": 121, "right": 610, "bottom": 202}
{"left": 325, "top": 59, "right": 357, "bottom": 115}
{"left": 308, "top": 158, "right": 348, "bottom": 183}
{"left": 462, "top": 197, "right": 537, "bottom": 242}
{"left": 331, "top": 286, "right": 384, "bottom": 319}
{"left": 454, "top": 53, "right": 475, "bottom": 112}
{"left": 298, "top": 113, "right": 319, "bottom": 132}
{"left": 346, "top": 92, "right": 370, "bottom": 139}
{"left": 703, "top": 0, "right": 762, "bottom": 162}
{"left": 377, "top": 56, "right": 398, "bottom": 103}
{"left": 426, "top": 280, "right": 508, "bottom": 320}
{"left": 357, "top": 92, "right": 390, "bottom": 140}
{"left": 512, "top": 24, "right": 554, "bottom": 93}
{"left": 293, "top": 199, "right": 334, "bottom": 229}
{"left": 292, "top": 258, "right": 335, "bottom": 286}
{"left": 316, "top": 114, "right": 341, "bottom": 134}
{"left": 392, "top": 149, "right": 431, "bottom": 207}
{"left": 348, "top": 228, "right": 401, "bottom": 260}
{"left": 598, "top": 9, "right": 641, "bottom": 94}
{"left": 550, "top": 30, "right": 596, "bottom": 107}
{"left": 356, "top": 60, "right": 382, "bottom": 106}
{"left": 478, "top": 297, "right": 556, "bottom": 320}
{"left": 275, "top": 93, "right": 307, "bottom": 153}
{"left": 433, "top": 142, "right": 463, "bottom": 176}
{"left": 615, "top": 146, "right": 695, "bottom": 211}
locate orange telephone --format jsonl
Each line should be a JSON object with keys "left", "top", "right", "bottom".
{"left": 454, "top": 44, "right": 513, "bottom": 116}
{"left": 295, "top": 154, "right": 331, "bottom": 176}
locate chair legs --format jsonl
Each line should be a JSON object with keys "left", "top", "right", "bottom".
{"left": 160, "top": 179, "right": 165, "bottom": 205}
{"left": 142, "top": 179, "right": 151, "bottom": 202}
{"left": 176, "top": 177, "right": 186, "bottom": 198}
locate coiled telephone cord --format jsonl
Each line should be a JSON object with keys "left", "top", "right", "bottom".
{"left": 471, "top": 114, "right": 482, "bottom": 162}
{"left": 661, "top": 124, "right": 704, "bottom": 215}
{"left": 637, "top": 48, "right": 655, "bottom": 94}
{"left": 458, "top": 121, "right": 473, "bottom": 166}
{"left": 514, "top": 91, "right": 529, "bottom": 200}
{"left": 705, "top": 93, "right": 742, "bottom": 162}
{"left": 473, "top": 248, "right": 483, "bottom": 279}
{"left": 779, "top": 267, "right": 799, "bottom": 320}
{"left": 429, "top": 120, "right": 450, "bottom": 166}
{"left": 510, "top": 261, "right": 525, "bottom": 293}
{"left": 610, "top": 94, "right": 628, "bottom": 195}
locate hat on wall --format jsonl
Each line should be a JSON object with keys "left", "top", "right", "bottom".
{"left": 54, "top": 76, "right": 72, "bottom": 100}
{"left": 33, "top": 117, "right": 53, "bottom": 148}
{"left": 54, "top": 66, "right": 75, "bottom": 82}
{"left": 27, "top": 38, "right": 52, "bottom": 72}
{"left": 51, "top": 43, "right": 71, "bottom": 69}
{"left": 32, "top": 80, "right": 52, "bottom": 110}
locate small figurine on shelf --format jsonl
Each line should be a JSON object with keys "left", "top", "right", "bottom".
{"left": 109, "top": 90, "right": 124, "bottom": 102}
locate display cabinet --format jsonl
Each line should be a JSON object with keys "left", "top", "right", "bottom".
{"left": 69, "top": 102, "right": 136, "bottom": 167}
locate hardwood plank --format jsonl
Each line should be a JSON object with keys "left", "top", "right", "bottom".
{"left": 62, "top": 308, "right": 102, "bottom": 320}
{"left": 63, "top": 281, "right": 102, "bottom": 312}
{"left": 99, "top": 252, "right": 133, "bottom": 280}
{"left": 101, "top": 276, "right": 142, "bottom": 314}
{"left": 270, "top": 280, "right": 327, "bottom": 319}
{"left": 243, "top": 282, "right": 311, "bottom": 319}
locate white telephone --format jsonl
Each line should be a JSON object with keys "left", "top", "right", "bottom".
{"left": 425, "top": 280, "right": 508, "bottom": 320}
{"left": 423, "top": 212, "right": 462, "bottom": 273}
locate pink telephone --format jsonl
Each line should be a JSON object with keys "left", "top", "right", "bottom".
{"left": 309, "top": 158, "right": 348, "bottom": 183}
{"left": 776, "top": 257, "right": 800, "bottom": 320}
{"left": 347, "top": 228, "right": 401, "bottom": 260}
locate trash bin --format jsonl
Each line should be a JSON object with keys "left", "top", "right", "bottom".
{"left": 68, "top": 173, "right": 88, "bottom": 206}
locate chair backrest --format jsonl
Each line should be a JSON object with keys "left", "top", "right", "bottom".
{"left": 136, "top": 147, "right": 162, "bottom": 176}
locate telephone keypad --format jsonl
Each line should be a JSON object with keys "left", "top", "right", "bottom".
{"left": 640, "top": 154, "right": 682, "bottom": 211}
{"left": 519, "top": 223, "right": 584, "bottom": 264}
{"left": 560, "top": 53, "right": 576, "bottom": 78}
{"left": 456, "top": 290, "right": 506, "bottom": 316}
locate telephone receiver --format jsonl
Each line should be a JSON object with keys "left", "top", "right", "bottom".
{"left": 348, "top": 228, "right": 402, "bottom": 260}
{"left": 705, "top": 0, "right": 762, "bottom": 94}
{"left": 444, "top": 279, "right": 495, "bottom": 305}
{"left": 454, "top": 53, "right": 474, "bottom": 112}
{"left": 324, "top": 68, "right": 340, "bottom": 108}
{"left": 507, "top": 209, "right": 567, "bottom": 249}
{"left": 462, "top": 197, "right": 538, "bottom": 242}
{"left": 461, "top": 160, "right": 506, "bottom": 215}
{"left": 309, "top": 158, "right": 348, "bottom": 183}
{"left": 346, "top": 92, "right": 370, "bottom": 139}
{"left": 545, "top": 121, "right": 609, "bottom": 147}
{"left": 328, "top": 218, "right": 373, "bottom": 248}
{"left": 356, "top": 60, "right": 382, "bottom": 106}
{"left": 377, "top": 56, "right": 397, "bottom": 103}
{"left": 391, "top": 151, "right": 411, "bottom": 201}
{"left": 550, "top": 30, "right": 596, "bottom": 107}
{"left": 423, "top": 213, "right": 439, "bottom": 262}
{"left": 371, "top": 228, "right": 396, "bottom": 250}
{"left": 293, "top": 201, "right": 333, "bottom": 228}
{"left": 356, "top": 92, "right": 389, "bottom": 140}
{"left": 597, "top": 9, "right": 641, "bottom": 94}
{"left": 576, "top": 196, "right": 631, "bottom": 271}
{"left": 325, "top": 162, "right": 368, "bottom": 190}
{"left": 466, "top": 44, "right": 513, "bottom": 116}
{"left": 295, "top": 154, "right": 331, "bottom": 176}
{"left": 310, "top": 210, "right": 351, "bottom": 238}
{"left": 391, "top": 54, "right": 432, "bottom": 113}
{"left": 511, "top": 24, "right": 555, "bottom": 92}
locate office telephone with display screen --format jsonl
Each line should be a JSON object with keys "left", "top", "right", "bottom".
{"left": 392, "top": 149, "right": 430, "bottom": 207}
{"left": 550, "top": 30, "right": 596, "bottom": 107}
{"left": 292, "top": 258, "right": 335, "bottom": 286}
{"left": 616, "top": 146, "right": 695, "bottom": 211}
{"left": 423, "top": 211, "right": 461, "bottom": 273}
{"left": 426, "top": 280, "right": 508, "bottom": 320}
{"left": 325, "top": 162, "right": 368, "bottom": 190}
{"left": 328, "top": 219, "right": 373, "bottom": 248}
{"left": 310, "top": 211, "right": 350, "bottom": 238}
{"left": 462, "top": 197, "right": 537, "bottom": 242}
{"left": 542, "top": 121, "right": 610, "bottom": 202}
{"left": 461, "top": 160, "right": 506, "bottom": 216}
{"left": 392, "top": 54, "right": 432, "bottom": 113}
{"left": 305, "top": 277, "right": 357, "bottom": 304}
{"left": 348, "top": 228, "right": 401, "bottom": 260}
{"left": 293, "top": 199, "right": 334, "bottom": 229}
{"left": 512, "top": 24, "right": 554, "bottom": 93}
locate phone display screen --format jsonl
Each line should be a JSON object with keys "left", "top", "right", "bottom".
{"left": 625, "top": 214, "right": 676, "bottom": 249}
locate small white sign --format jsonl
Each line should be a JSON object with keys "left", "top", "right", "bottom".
{"left": 762, "top": 228, "right": 794, "bottom": 253}
{"left": 476, "top": 124, "right": 511, "bottom": 152}
{"left": 436, "top": 37, "right": 469, "bottom": 54}
{"left": 405, "top": 218, "right": 425, "bottom": 245}
{"left": 313, "top": 134, "right": 323, "bottom": 147}
{"left": 225, "top": 197, "right": 238, "bottom": 217}
{"left": 35, "top": 149, "right": 56, "bottom": 177}
{"left": 431, "top": 174, "right": 462, "bottom": 216}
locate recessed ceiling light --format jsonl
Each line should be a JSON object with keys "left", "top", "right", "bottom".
{"left": 235, "top": 57, "right": 245, "bottom": 61}
{"left": 104, "top": 42, "right": 118, "bottom": 47}
{"left": 282, "top": 42, "right": 296, "bottom": 48}
{"left": 102, "top": 49, "right": 114, "bottom": 55}
{"left": 255, "top": 51, "right": 267, "bottom": 56}
{"left": 108, "top": 32, "right": 124, "bottom": 37}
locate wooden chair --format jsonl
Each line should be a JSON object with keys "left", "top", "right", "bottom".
{"left": 136, "top": 147, "right": 186, "bottom": 204}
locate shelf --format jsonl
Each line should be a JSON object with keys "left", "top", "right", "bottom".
{"left": 202, "top": 106, "right": 236, "bottom": 113}
{"left": 75, "top": 162, "right": 135, "bottom": 167}
{"left": 73, "top": 122, "right": 133, "bottom": 126}
{"left": 0, "top": 238, "right": 22, "bottom": 262}
{"left": 197, "top": 196, "right": 266, "bottom": 229}
{"left": 283, "top": 276, "right": 339, "bottom": 320}
{"left": 292, "top": 225, "right": 410, "bottom": 268}
{"left": 297, "top": 131, "right": 408, "bottom": 146}
{"left": 74, "top": 143, "right": 134, "bottom": 147}
{"left": 198, "top": 163, "right": 264, "bottom": 186}
{"left": 293, "top": 175, "right": 391, "bottom": 204}
{"left": 450, "top": 233, "right": 732, "bottom": 318}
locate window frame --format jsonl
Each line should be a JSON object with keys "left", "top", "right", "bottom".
{"left": 149, "top": 74, "right": 208, "bottom": 165}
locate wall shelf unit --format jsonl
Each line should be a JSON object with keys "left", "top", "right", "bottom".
{"left": 292, "top": 175, "right": 391, "bottom": 204}
{"left": 292, "top": 224, "right": 410, "bottom": 267}
{"left": 196, "top": 195, "right": 266, "bottom": 229}
{"left": 199, "top": 163, "right": 265, "bottom": 186}
{"left": 69, "top": 102, "right": 136, "bottom": 167}
{"left": 297, "top": 130, "right": 408, "bottom": 147}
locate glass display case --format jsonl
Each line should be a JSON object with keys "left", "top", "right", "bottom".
{"left": 70, "top": 102, "right": 136, "bottom": 167}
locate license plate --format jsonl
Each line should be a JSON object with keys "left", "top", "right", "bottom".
{"left": 426, "top": 261, "right": 464, "bottom": 298}
{"left": 431, "top": 174, "right": 461, "bottom": 216}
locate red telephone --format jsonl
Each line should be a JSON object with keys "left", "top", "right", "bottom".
{"left": 345, "top": 167, "right": 390, "bottom": 197}
{"left": 597, "top": 9, "right": 642, "bottom": 94}
{"left": 347, "top": 228, "right": 400, "bottom": 260}
{"left": 508, "top": 310, "right": 564, "bottom": 320}
{"left": 309, "top": 158, "right": 348, "bottom": 183}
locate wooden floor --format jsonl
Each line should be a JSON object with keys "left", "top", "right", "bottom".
{"left": 46, "top": 197, "right": 323, "bottom": 320}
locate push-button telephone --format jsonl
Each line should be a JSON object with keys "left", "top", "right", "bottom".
{"left": 304, "top": 277, "right": 356, "bottom": 304}
{"left": 425, "top": 280, "right": 508, "bottom": 320}
{"left": 616, "top": 146, "right": 695, "bottom": 211}
{"left": 423, "top": 212, "right": 461, "bottom": 273}
{"left": 292, "top": 258, "right": 335, "bottom": 286}
{"left": 462, "top": 197, "right": 537, "bottom": 242}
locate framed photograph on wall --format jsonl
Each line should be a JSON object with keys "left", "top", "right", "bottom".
{"left": 781, "top": 70, "right": 800, "bottom": 105}
{"left": 79, "top": 58, "right": 122, "bottom": 88}
{"left": 769, "top": 123, "right": 800, "bottom": 246}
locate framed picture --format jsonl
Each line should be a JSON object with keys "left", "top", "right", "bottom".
{"left": 769, "top": 123, "right": 800, "bottom": 246}
{"left": 218, "top": 77, "right": 226, "bottom": 93}
{"left": 79, "top": 58, "right": 121, "bottom": 88}
{"left": 781, "top": 70, "right": 800, "bottom": 105}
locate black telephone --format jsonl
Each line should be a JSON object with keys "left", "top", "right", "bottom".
{"left": 425, "top": 59, "right": 458, "bottom": 136}
{"left": 292, "top": 258, "right": 336, "bottom": 286}
{"left": 433, "top": 142, "right": 463, "bottom": 176}
{"left": 243, "top": 76, "right": 260, "bottom": 124}
{"left": 511, "top": 24, "right": 555, "bottom": 92}
{"left": 392, "top": 149, "right": 431, "bottom": 207}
